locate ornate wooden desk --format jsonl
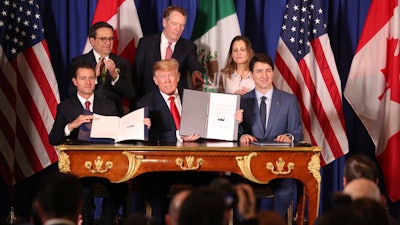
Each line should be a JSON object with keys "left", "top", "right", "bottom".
{"left": 57, "top": 141, "right": 321, "bottom": 224}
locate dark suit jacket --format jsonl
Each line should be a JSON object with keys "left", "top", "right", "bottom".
{"left": 239, "top": 88, "right": 303, "bottom": 142}
{"left": 136, "top": 90, "right": 183, "bottom": 141}
{"left": 48, "top": 95, "right": 119, "bottom": 146}
{"left": 133, "top": 33, "right": 203, "bottom": 98}
{"left": 70, "top": 50, "right": 135, "bottom": 115}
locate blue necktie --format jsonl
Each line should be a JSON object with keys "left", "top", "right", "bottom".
{"left": 260, "top": 96, "right": 267, "bottom": 131}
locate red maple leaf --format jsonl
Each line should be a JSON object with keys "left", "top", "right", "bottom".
{"left": 379, "top": 38, "right": 400, "bottom": 103}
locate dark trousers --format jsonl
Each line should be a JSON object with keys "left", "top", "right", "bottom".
{"left": 81, "top": 178, "right": 128, "bottom": 225}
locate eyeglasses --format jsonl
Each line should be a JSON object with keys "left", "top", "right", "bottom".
{"left": 95, "top": 37, "right": 114, "bottom": 43}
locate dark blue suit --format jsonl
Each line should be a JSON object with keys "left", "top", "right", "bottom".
{"left": 136, "top": 90, "right": 181, "bottom": 141}
{"left": 239, "top": 88, "right": 303, "bottom": 142}
{"left": 48, "top": 95, "right": 127, "bottom": 225}
{"left": 239, "top": 88, "right": 303, "bottom": 217}
{"left": 135, "top": 90, "right": 215, "bottom": 224}
{"left": 70, "top": 50, "right": 135, "bottom": 116}
{"left": 133, "top": 33, "right": 203, "bottom": 99}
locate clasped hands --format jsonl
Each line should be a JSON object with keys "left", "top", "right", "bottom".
{"left": 95, "top": 58, "right": 119, "bottom": 80}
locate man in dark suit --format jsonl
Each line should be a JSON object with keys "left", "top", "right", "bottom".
{"left": 70, "top": 21, "right": 135, "bottom": 116}
{"left": 133, "top": 5, "right": 204, "bottom": 100}
{"left": 239, "top": 54, "right": 303, "bottom": 218}
{"left": 49, "top": 62, "right": 127, "bottom": 225}
{"left": 136, "top": 58, "right": 200, "bottom": 142}
{"left": 135, "top": 58, "right": 203, "bottom": 224}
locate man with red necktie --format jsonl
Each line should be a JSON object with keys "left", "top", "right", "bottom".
{"left": 49, "top": 61, "right": 128, "bottom": 225}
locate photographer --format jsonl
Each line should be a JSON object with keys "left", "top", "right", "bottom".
{"left": 209, "top": 178, "right": 258, "bottom": 225}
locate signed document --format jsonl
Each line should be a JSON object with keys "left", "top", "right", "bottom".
{"left": 90, "top": 107, "right": 148, "bottom": 142}
{"left": 180, "top": 89, "right": 240, "bottom": 141}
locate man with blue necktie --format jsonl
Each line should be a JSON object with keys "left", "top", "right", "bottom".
{"left": 239, "top": 53, "right": 303, "bottom": 218}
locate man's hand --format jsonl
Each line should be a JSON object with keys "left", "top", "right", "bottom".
{"left": 274, "top": 134, "right": 292, "bottom": 143}
{"left": 235, "top": 109, "right": 243, "bottom": 123}
{"left": 239, "top": 134, "right": 257, "bottom": 143}
{"left": 181, "top": 134, "right": 200, "bottom": 142}
{"left": 143, "top": 118, "right": 151, "bottom": 130}
{"left": 191, "top": 71, "right": 204, "bottom": 90}
{"left": 68, "top": 115, "right": 93, "bottom": 131}
{"left": 103, "top": 58, "right": 119, "bottom": 80}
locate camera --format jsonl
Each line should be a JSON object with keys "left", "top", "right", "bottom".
{"left": 209, "top": 177, "right": 238, "bottom": 208}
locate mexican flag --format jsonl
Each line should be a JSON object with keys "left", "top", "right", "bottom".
{"left": 191, "top": 0, "right": 241, "bottom": 86}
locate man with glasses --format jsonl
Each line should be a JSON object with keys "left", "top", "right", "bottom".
{"left": 133, "top": 6, "right": 204, "bottom": 100}
{"left": 70, "top": 21, "right": 135, "bottom": 116}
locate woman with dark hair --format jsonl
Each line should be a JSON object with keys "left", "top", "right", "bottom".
{"left": 219, "top": 35, "right": 255, "bottom": 95}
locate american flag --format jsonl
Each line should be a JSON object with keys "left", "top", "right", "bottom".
{"left": 0, "top": 0, "right": 60, "bottom": 185}
{"left": 274, "top": 0, "right": 348, "bottom": 165}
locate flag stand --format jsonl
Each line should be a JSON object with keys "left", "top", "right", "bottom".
{"left": 1, "top": 176, "right": 27, "bottom": 224}
{"left": 4, "top": 207, "right": 25, "bottom": 225}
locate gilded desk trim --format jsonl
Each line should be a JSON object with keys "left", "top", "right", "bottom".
{"left": 56, "top": 143, "right": 321, "bottom": 224}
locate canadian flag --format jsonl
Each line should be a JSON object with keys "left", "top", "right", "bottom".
{"left": 344, "top": 0, "right": 400, "bottom": 202}
{"left": 83, "top": 0, "right": 143, "bottom": 65}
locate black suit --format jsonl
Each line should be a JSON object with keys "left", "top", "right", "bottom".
{"left": 48, "top": 95, "right": 119, "bottom": 145}
{"left": 133, "top": 33, "right": 203, "bottom": 99}
{"left": 136, "top": 90, "right": 182, "bottom": 141}
{"left": 135, "top": 90, "right": 215, "bottom": 224}
{"left": 48, "top": 95, "right": 126, "bottom": 225}
{"left": 70, "top": 50, "right": 135, "bottom": 116}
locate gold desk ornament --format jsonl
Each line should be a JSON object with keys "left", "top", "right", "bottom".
{"left": 84, "top": 156, "right": 113, "bottom": 174}
{"left": 266, "top": 157, "right": 295, "bottom": 175}
{"left": 176, "top": 156, "right": 204, "bottom": 170}
{"left": 308, "top": 152, "right": 321, "bottom": 217}
{"left": 236, "top": 152, "right": 269, "bottom": 184}
{"left": 308, "top": 153, "right": 321, "bottom": 184}
{"left": 116, "top": 152, "right": 144, "bottom": 182}
{"left": 58, "top": 151, "right": 71, "bottom": 173}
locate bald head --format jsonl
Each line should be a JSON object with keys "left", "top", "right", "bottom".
{"left": 165, "top": 190, "right": 191, "bottom": 225}
{"left": 343, "top": 178, "right": 381, "bottom": 202}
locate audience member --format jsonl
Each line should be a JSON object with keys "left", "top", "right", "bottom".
{"left": 133, "top": 5, "right": 204, "bottom": 99}
{"left": 178, "top": 187, "right": 227, "bottom": 225}
{"left": 341, "top": 154, "right": 400, "bottom": 225}
{"left": 165, "top": 190, "right": 191, "bottom": 225}
{"left": 343, "top": 153, "right": 379, "bottom": 185}
{"left": 343, "top": 178, "right": 381, "bottom": 202}
{"left": 238, "top": 53, "right": 303, "bottom": 218}
{"left": 70, "top": 21, "right": 135, "bottom": 116}
{"left": 315, "top": 197, "right": 389, "bottom": 225}
{"left": 33, "top": 172, "right": 82, "bottom": 225}
{"left": 352, "top": 198, "right": 389, "bottom": 225}
{"left": 48, "top": 62, "right": 146, "bottom": 225}
{"left": 219, "top": 36, "right": 255, "bottom": 95}
{"left": 314, "top": 201, "right": 366, "bottom": 225}
{"left": 123, "top": 213, "right": 159, "bottom": 225}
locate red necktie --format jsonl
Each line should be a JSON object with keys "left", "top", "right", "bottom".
{"left": 165, "top": 42, "right": 173, "bottom": 59}
{"left": 85, "top": 100, "right": 91, "bottom": 111}
{"left": 169, "top": 96, "right": 180, "bottom": 130}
